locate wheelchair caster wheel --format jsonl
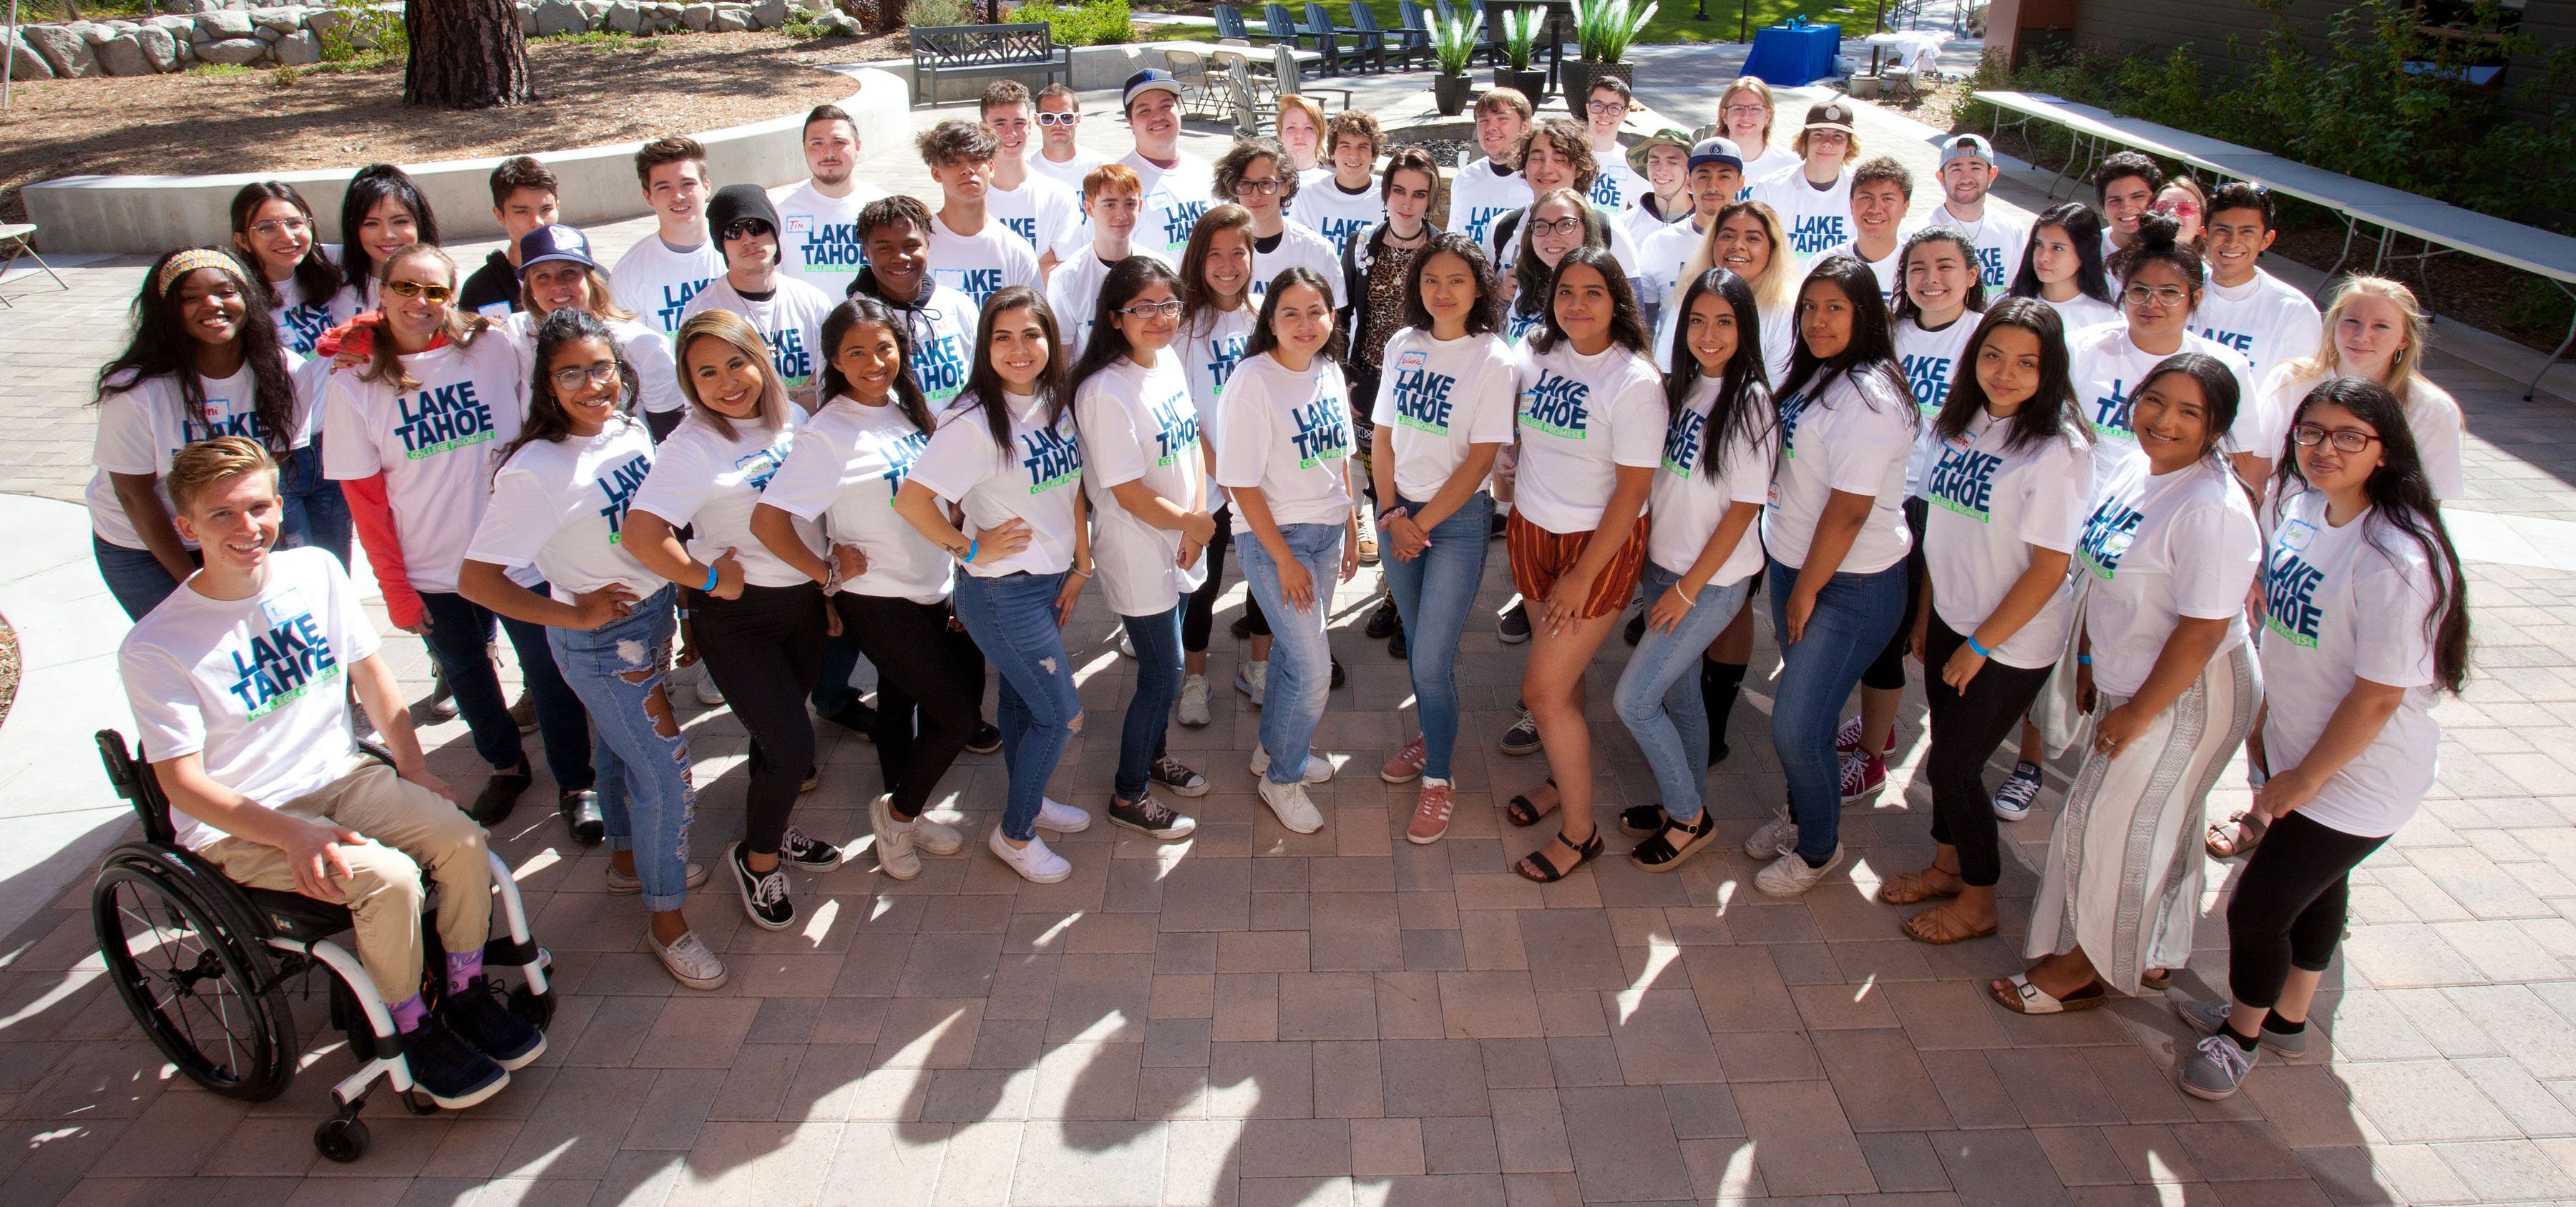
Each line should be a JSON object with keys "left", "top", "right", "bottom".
{"left": 314, "top": 1115, "right": 370, "bottom": 1163}
{"left": 509, "top": 984, "right": 555, "bottom": 1029}
{"left": 399, "top": 1088, "right": 441, "bottom": 1116}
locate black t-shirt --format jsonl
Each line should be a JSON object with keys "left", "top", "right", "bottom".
{"left": 457, "top": 250, "right": 521, "bottom": 318}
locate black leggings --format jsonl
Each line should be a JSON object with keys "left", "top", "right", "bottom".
{"left": 1921, "top": 614, "right": 2057, "bottom": 887}
{"left": 689, "top": 583, "right": 829, "bottom": 856}
{"left": 2225, "top": 809, "right": 2389, "bottom": 1011}
{"left": 1182, "top": 506, "right": 1266, "bottom": 652}
{"left": 836, "top": 592, "right": 984, "bottom": 821}
{"left": 1862, "top": 497, "right": 1931, "bottom": 693}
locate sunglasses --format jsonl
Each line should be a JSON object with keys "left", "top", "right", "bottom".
{"left": 723, "top": 220, "right": 775, "bottom": 240}
{"left": 382, "top": 279, "right": 453, "bottom": 304}
{"left": 1036, "top": 110, "right": 1080, "bottom": 125}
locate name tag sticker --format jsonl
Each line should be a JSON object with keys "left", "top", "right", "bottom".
{"left": 786, "top": 215, "right": 814, "bottom": 235}
{"left": 1397, "top": 350, "right": 1427, "bottom": 373}
{"left": 261, "top": 589, "right": 308, "bottom": 628}
{"left": 2279, "top": 518, "right": 2318, "bottom": 553}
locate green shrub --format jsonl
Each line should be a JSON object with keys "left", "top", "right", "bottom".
{"left": 315, "top": 0, "right": 407, "bottom": 65}
{"left": 1009, "top": 0, "right": 1135, "bottom": 46}
{"left": 907, "top": 0, "right": 977, "bottom": 26}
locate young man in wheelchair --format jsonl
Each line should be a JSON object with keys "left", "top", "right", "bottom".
{"left": 116, "top": 436, "right": 544, "bottom": 1110}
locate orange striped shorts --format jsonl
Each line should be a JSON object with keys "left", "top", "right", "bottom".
{"left": 1507, "top": 509, "right": 1652, "bottom": 621}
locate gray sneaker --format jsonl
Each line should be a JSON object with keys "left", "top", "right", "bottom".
{"left": 2179, "top": 1032, "right": 2258, "bottom": 1100}
{"left": 1743, "top": 804, "right": 1798, "bottom": 860}
{"left": 2177, "top": 996, "right": 2306, "bottom": 1058}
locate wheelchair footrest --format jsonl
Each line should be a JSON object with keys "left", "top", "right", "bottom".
{"left": 482, "top": 936, "right": 540, "bottom": 968}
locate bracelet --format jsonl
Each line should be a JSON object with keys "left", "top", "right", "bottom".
{"left": 2077, "top": 654, "right": 2093, "bottom": 665}
{"left": 701, "top": 563, "right": 721, "bottom": 593}
{"left": 1966, "top": 635, "right": 1993, "bottom": 658}
{"left": 1668, "top": 582, "right": 1696, "bottom": 608}
{"left": 959, "top": 539, "right": 978, "bottom": 565}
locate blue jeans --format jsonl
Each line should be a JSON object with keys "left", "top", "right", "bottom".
{"left": 279, "top": 444, "right": 353, "bottom": 567}
{"left": 550, "top": 586, "right": 694, "bottom": 911}
{"left": 1118, "top": 605, "right": 1184, "bottom": 801}
{"left": 1380, "top": 492, "right": 1493, "bottom": 780}
{"left": 94, "top": 535, "right": 192, "bottom": 620}
{"left": 1766, "top": 557, "right": 1911, "bottom": 862}
{"left": 954, "top": 571, "right": 1081, "bottom": 841}
{"left": 418, "top": 587, "right": 595, "bottom": 790}
{"left": 1615, "top": 564, "right": 1757, "bottom": 822}
{"left": 1238, "top": 522, "right": 1342, "bottom": 786}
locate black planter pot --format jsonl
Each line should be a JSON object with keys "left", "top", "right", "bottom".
{"left": 1434, "top": 72, "right": 1475, "bottom": 116}
{"left": 1493, "top": 67, "right": 1548, "bottom": 102}
{"left": 1564, "top": 59, "right": 1634, "bottom": 110}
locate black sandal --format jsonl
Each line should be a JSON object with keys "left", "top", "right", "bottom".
{"left": 1630, "top": 814, "right": 1717, "bottom": 873}
{"left": 1505, "top": 777, "right": 1557, "bottom": 828}
{"left": 1513, "top": 829, "right": 1605, "bottom": 883}
{"left": 1619, "top": 803, "right": 1669, "bottom": 838}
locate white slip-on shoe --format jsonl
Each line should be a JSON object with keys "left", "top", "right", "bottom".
{"left": 987, "top": 827, "right": 1073, "bottom": 884}
{"left": 1257, "top": 776, "right": 1326, "bottom": 834}
{"left": 869, "top": 793, "right": 919, "bottom": 881}
{"left": 1035, "top": 797, "right": 1093, "bottom": 834}
{"left": 910, "top": 810, "right": 966, "bottom": 856}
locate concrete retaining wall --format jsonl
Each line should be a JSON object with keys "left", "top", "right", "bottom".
{"left": 20, "top": 65, "right": 909, "bottom": 255}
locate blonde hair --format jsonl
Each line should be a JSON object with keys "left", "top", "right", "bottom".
{"left": 1277, "top": 96, "right": 1328, "bottom": 149}
{"left": 167, "top": 436, "right": 278, "bottom": 518}
{"left": 519, "top": 264, "right": 638, "bottom": 324}
{"left": 672, "top": 308, "right": 791, "bottom": 442}
{"left": 2286, "top": 275, "right": 2433, "bottom": 401}
{"left": 1680, "top": 200, "right": 1797, "bottom": 312}
{"left": 1719, "top": 78, "right": 1777, "bottom": 148}
{"left": 361, "top": 244, "right": 490, "bottom": 391}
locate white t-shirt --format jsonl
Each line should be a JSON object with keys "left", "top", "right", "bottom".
{"left": 2193, "top": 269, "right": 2322, "bottom": 401}
{"left": 268, "top": 245, "right": 343, "bottom": 356}
{"left": 776, "top": 177, "right": 886, "bottom": 299}
{"left": 1289, "top": 175, "right": 1383, "bottom": 255}
{"left": 1448, "top": 159, "right": 1531, "bottom": 252}
{"left": 1619, "top": 195, "right": 1692, "bottom": 254}
{"left": 610, "top": 232, "right": 724, "bottom": 338}
{"left": 119, "top": 547, "right": 379, "bottom": 851}
{"left": 2074, "top": 454, "right": 2260, "bottom": 698}
{"left": 2066, "top": 323, "right": 2260, "bottom": 494}
{"left": 930, "top": 212, "right": 1044, "bottom": 311}
{"left": 1646, "top": 375, "right": 1775, "bottom": 587}
{"left": 2255, "top": 365, "right": 2466, "bottom": 501}
{"left": 1735, "top": 146, "right": 1799, "bottom": 200}
{"left": 1763, "top": 368, "right": 1916, "bottom": 573}
{"left": 758, "top": 395, "right": 952, "bottom": 604}
{"left": 1253, "top": 222, "right": 1348, "bottom": 308}
{"left": 2258, "top": 489, "right": 2444, "bottom": 837}
{"left": 905, "top": 390, "right": 1085, "bottom": 577}
{"left": 1893, "top": 313, "right": 1981, "bottom": 497}
{"left": 1928, "top": 204, "right": 2031, "bottom": 294}
{"left": 1824, "top": 238, "right": 1903, "bottom": 305}
{"left": 1076, "top": 356, "right": 1209, "bottom": 615}
{"left": 1751, "top": 165, "right": 1853, "bottom": 266}
{"left": 1028, "top": 147, "right": 1112, "bottom": 207}
{"left": 1048, "top": 245, "right": 1174, "bottom": 359}
{"left": 1124, "top": 149, "right": 1219, "bottom": 258}
{"left": 1368, "top": 328, "right": 1521, "bottom": 502}
{"left": 1921, "top": 409, "right": 2094, "bottom": 668}
{"left": 892, "top": 285, "right": 980, "bottom": 407}
{"left": 502, "top": 311, "right": 685, "bottom": 416}
{"left": 1181, "top": 305, "right": 1258, "bottom": 462}
{"left": 678, "top": 276, "right": 839, "bottom": 397}
{"left": 986, "top": 174, "right": 1085, "bottom": 265}
{"left": 321, "top": 336, "right": 527, "bottom": 595}
{"left": 1587, "top": 155, "right": 1649, "bottom": 214}
{"left": 1215, "top": 351, "right": 1355, "bottom": 534}
{"left": 1513, "top": 341, "right": 1665, "bottom": 534}
{"left": 464, "top": 416, "right": 663, "bottom": 604}
{"left": 1636, "top": 217, "right": 1709, "bottom": 313}
{"left": 89, "top": 361, "right": 316, "bottom": 550}
{"left": 629, "top": 409, "right": 820, "bottom": 589}
{"left": 2039, "top": 293, "right": 2123, "bottom": 341}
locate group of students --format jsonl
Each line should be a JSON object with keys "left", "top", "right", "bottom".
{"left": 98, "top": 67, "right": 2474, "bottom": 1113}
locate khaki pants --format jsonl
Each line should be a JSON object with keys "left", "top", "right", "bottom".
{"left": 201, "top": 763, "right": 492, "bottom": 1003}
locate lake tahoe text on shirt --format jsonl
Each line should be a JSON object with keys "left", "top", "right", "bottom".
{"left": 2090, "top": 378, "right": 2137, "bottom": 441}
{"left": 1789, "top": 213, "right": 1848, "bottom": 255}
{"left": 1660, "top": 406, "right": 1707, "bottom": 477}
{"left": 2077, "top": 494, "right": 2145, "bottom": 578}
{"left": 225, "top": 608, "right": 341, "bottom": 720}
{"left": 1521, "top": 371, "right": 1591, "bottom": 440}
{"left": 1903, "top": 353, "right": 1958, "bottom": 412}
{"left": 1390, "top": 353, "right": 1458, "bottom": 436}
{"left": 2265, "top": 519, "right": 2326, "bottom": 648}
{"left": 1020, "top": 418, "right": 1083, "bottom": 494}
{"left": 596, "top": 454, "right": 652, "bottom": 544}
{"left": 916, "top": 331, "right": 969, "bottom": 400}
{"left": 1291, "top": 396, "right": 1350, "bottom": 469}
{"left": 656, "top": 278, "right": 716, "bottom": 333}
{"left": 394, "top": 379, "right": 497, "bottom": 459}
{"left": 1926, "top": 444, "right": 2004, "bottom": 522}
{"left": 794, "top": 218, "right": 867, "bottom": 273}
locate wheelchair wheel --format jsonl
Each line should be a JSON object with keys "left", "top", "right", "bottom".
{"left": 509, "top": 984, "right": 555, "bottom": 1030}
{"left": 314, "top": 1115, "right": 370, "bottom": 1163}
{"left": 92, "top": 862, "right": 298, "bottom": 1101}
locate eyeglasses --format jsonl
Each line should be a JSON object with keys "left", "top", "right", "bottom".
{"left": 381, "top": 279, "right": 453, "bottom": 304}
{"left": 1528, "top": 216, "right": 1588, "bottom": 238}
{"left": 1722, "top": 104, "right": 1768, "bottom": 117}
{"left": 248, "top": 218, "right": 311, "bottom": 238}
{"left": 549, "top": 362, "right": 625, "bottom": 393}
{"left": 1586, "top": 99, "right": 1628, "bottom": 115}
{"left": 1117, "top": 299, "right": 1184, "bottom": 318}
{"left": 723, "top": 220, "right": 774, "bottom": 240}
{"left": 1036, "top": 110, "right": 1080, "bottom": 125}
{"left": 1232, "top": 178, "right": 1285, "bottom": 196}
{"left": 2122, "top": 284, "right": 2190, "bottom": 308}
{"left": 2290, "top": 424, "right": 2381, "bottom": 454}
{"left": 2153, "top": 199, "right": 2201, "bottom": 218}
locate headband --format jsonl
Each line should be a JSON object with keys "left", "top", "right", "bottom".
{"left": 157, "top": 248, "right": 241, "bottom": 297}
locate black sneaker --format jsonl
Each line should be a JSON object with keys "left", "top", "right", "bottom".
{"left": 1331, "top": 658, "right": 1346, "bottom": 689}
{"left": 398, "top": 1015, "right": 509, "bottom": 1110}
{"left": 1365, "top": 596, "right": 1402, "bottom": 639}
{"left": 1498, "top": 602, "right": 1531, "bottom": 644}
{"left": 1150, "top": 756, "right": 1209, "bottom": 798}
{"left": 824, "top": 700, "right": 877, "bottom": 741}
{"left": 1110, "top": 791, "right": 1199, "bottom": 840}
{"left": 469, "top": 758, "right": 533, "bottom": 825}
{"left": 557, "top": 789, "right": 604, "bottom": 846}
{"left": 730, "top": 842, "right": 796, "bottom": 931}
{"left": 779, "top": 825, "right": 845, "bottom": 871}
{"left": 1499, "top": 705, "right": 1542, "bottom": 756}
{"left": 437, "top": 974, "right": 546, "bottom": 1070}
{"left": 1624, "top": 610, "right": 1647, "bottom": 647}
{"left": 965, "top": 720, "right": 1002, "bottom": 755}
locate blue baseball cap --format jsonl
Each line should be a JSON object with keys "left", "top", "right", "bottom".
{"left": 516, "top": 225, "right": 597, "bottom": 278}
{"left": 1123, "top": 68, "right": 1183, "bottom": 112}
{"left": 1688, "top": 136, "right": 1745, "bottom": 174}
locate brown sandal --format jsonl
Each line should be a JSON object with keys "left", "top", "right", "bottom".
{"left": 2207, "top": 811, "right": 2268, "bottom": 859}
{"left": 1505, "top": 777, "right": 1557, "bottom": 828}
{"left": 1902, "top": 903, "right": 1998, "bottom": 946}
{"left": 1878, "top": 868, "right": 1964, "bottom": 905}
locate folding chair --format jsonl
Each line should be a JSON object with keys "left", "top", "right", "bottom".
{"left": 0, "top": 223, "right": 68, "bottom": 308}
{"left": 1161, "top": 47, "right": 1228, "bottom": 119}
{"left": 1273, "top": 41, "right": 1353, "bottom": 109}
{"left": 1214, "top": 47, "right": 1279, "bottom": 109}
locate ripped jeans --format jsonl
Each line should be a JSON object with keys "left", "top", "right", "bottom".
{"left": 549, "top": 585, "right": 695, "bottom": 912}
{"left": 952, "top": 570, "right": 1080, "bottom": 843}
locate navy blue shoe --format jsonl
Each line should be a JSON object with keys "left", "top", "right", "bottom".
{"left": 437, "top": 976, "right": 546, "bottom": 1071}
{"left": 399, "top": 1015, "right": 510, "bottom": 1109}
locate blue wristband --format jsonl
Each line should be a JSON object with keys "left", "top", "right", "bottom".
{"left": 2077, "top": 654, "right": 2093, "bottom": 665}
{"left": 962, "top": 539, "right": 979, "bottom": 565}
{"left": 1966, "top": 635, "right": 1994, "bottom": 658}
{"left": 701, "top": 563, "right": 720, "bottom": 592}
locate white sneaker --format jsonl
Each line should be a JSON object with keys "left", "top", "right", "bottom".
{"left": 1754, "top": 844, "right": 1844, "bottom": 897}
{"left": 911, "top": 810, "right": 965, "bottom": 855}
{"left": 1036, "top": 797, "right": 1093, "bottom": 834}
{"left": 987, "top": 827, "right": 1073, "bottom": 883}
{"left": 1250, "top": 746, "right": 1335, "bottom": 783}
{"left": 1743, "top": 805, "right": 1797, "bottom": 860}
{"left": 607, "top": 861, "right": 709, "bottom": 895}
{"left": 1118, "top": 630, "right": 1136, "bottom": 659}
{"left": 1258, "top": 776, "right": 1326, "bottom": 834}
{"left": 694, "top": 670, "right": 725, "bottom": 706}
{"left": 1176, "top": 675, "right": 1212, "bottom": 727}
{"left": 1234, "top": 660, "right": 1267, "bottom": 705}
{"left": 869, "top": 793, "right": 919, "bottom": 881}
{"left": 649, "top": 928, "right": 728, "bottom": 990}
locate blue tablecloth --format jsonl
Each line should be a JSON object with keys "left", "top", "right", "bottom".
{"left": 1742, "top": 21, "right": 1840, "bottom": 87}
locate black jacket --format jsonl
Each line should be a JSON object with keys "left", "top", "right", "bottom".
{"left": 458, "top": 250, "right": 521, "bottom": 318}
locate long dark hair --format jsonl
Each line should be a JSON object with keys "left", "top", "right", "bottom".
{"left": 1776, "top": 254, "right": 1910, "bottom": 412}
{"left": 1531, "top": 245, "right": 1649, "bottom": 357}
{"left": 2108, "top": 210, "right": 2202, "bottom": 292}
{"left": 819, "top": 296, "right": 934, "bottom": 436}
{"left": 2265, "top": 376, "right": 2471, "bottom": 693}
{"left": 1068, "top": 255, "right": 1186, "bottom": 401}
{"left": 1511, "top": 187, "right": 1609, "bottom": 320}
{"left": 1936, "top": 298, "right": 2088, "bottom": 454}
{"left": 1244, "top": 265, "right": 1351, "bottom": 363}
{"left": 961, "top": 285, "right": 1072, "bottom": 454}
{"left": 2137, "top": 351, "right": 2243, "bottom": 467}
{"left": 229, "top": 181, "right": 339, "bottom": 310}
{"left": 499, "top": 308, "right": 635, "bottom": 471}
{"left": 97, "top": 248, "right": 300, "bottom": 456}
{"left": 2007, "top": 202, "right": 2113, "bottom": 306}
{"left": 1400, "top": 233, "right": 1500, "bottom": 336}
{"left": 1663, "top": 268, "right": 1773, "bottom": 482}
{"left": 338, "top": 163, "right": 440, "bottom": 295}
{"left": 1890, "top": 225, "right": 1988, "bottom": 326}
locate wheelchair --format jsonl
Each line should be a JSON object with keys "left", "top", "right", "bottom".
{"left": 87, "top": 730, "right": 555, "bottom": 1163}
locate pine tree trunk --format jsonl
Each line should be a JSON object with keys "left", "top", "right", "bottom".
{"left": 405, "top": 0, "right": 533, "bottom": 109}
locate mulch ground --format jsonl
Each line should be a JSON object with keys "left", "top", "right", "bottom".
{"left": 0, "top": 29, "right": 907, "bottom": 228}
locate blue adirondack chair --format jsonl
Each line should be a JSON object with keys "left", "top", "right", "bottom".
{"left": 1352, "top": 3, "right": 1423, "bottom": 70}
{"left": 1307, "top": 1, "right": 1385, "bottom": 73}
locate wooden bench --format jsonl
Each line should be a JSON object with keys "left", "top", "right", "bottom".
{"left": 907, "top": 23, "right": 1072, "bottom": 108}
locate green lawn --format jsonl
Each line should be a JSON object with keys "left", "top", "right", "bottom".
{"left": 1329, "top": 0, "right": 1878, "bottom": 47}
